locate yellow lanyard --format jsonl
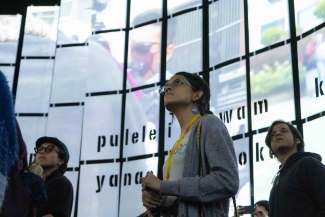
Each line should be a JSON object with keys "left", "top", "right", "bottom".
{"left": 166, "top": 114, "right": 201, "bottom": 180}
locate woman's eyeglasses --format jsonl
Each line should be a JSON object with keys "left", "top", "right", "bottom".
{"left": 159, "top": 78, "right": 195, "bottom": 95}
{"left": 34, "top": 146, "right": 59, "bottom": 154}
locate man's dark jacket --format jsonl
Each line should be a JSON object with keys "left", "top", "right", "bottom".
{"left": 269, "top": 152, "right": 325, "bottom": 217}
{"left": 36, "top": 169, "right": 73, "bottom": 217}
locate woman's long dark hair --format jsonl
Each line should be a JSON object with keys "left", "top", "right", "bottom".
{"left": 174, "top": 72, "right": 210, "bottom": 115}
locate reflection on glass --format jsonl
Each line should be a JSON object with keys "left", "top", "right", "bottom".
{"left": 47, "top": 107, "right": 83, "bottom": 167}
{"left": 92, "top": 0, "right": 126, "bottom": 31}
{"left": 294, "top": 0, "right": 324, "bottom": 36}
{"left": 86, "top": 32, "right": 124, "bottom": 92}
{"left": 81, "top": 95, "right": 122, "bottom": 160}
{"left": 167, "top": 9, "right": 202, "bottom": 75}
{"left": 253, "top": 133, "right": 280, "bottom": 202}
{"left": 22, "top": 6, "right": 60, "bottom": 56}
{"left": 0, "top": 67, "right": 14, "bottom": 90}
{"left": 298, "top": 28, "right": 325, "bottom": 118}
{"left": 130, "top": 0, "right": 162, "bottom": 26}
{"left": 78, "top": 164, "right": 119, "bottom": 217}
{"left": 164, "top": 110, "right": 180, "bottom": 152}
{"left": 209, "top": 0, "right": 245, "bottom": 67}
{"left": 0, "top": 15, "right": 22, "bottom": 63}
{"left": 210, "top": 61, "right": 247, "bottom": 136}
{"left": 51, "top": 46, "right": 88, "bottom": 103}
{"left": 248, "top": 0, "right": 289, "bottom": 51}
{"left": 250, "top": 45, "right": 295, "bottom": 130}
{"left": 127, "top": 21, "right": 162, "bottom": 88}
{"left": 17, "top": 117, "right": 47, "bottom": 163}
{"left": 58, "top": 0, "right": 92, "bottom": 44}
{"left": 15, "top": 60, "right": 54, "bottom": 113}
{"left": 119, "top": 158, "right": 158, "bottom": 217}
{"left": 233, "top": 138, "right": 250, "bottom": 211}
{"left": 123, "top": 88, "right": 159, "bottom": 157}
{"left": 303, "top": 117, "right": 325, "bottom": 160}
{"left": 168, "top": 0, "right": 201, "bottom": 15}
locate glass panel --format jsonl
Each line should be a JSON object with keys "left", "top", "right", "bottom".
{"left": 78, "top": 163, "right": 119, "bottom": 216}
{"left": 167, "top": 9, "right": 202, "bottom": 76}
{"left": 15, "top": 60, "right": 54, "bottom": 113}
{"left": 127, "top": 22, "right": 162, "bottom": 88}
{"left": 130, "top": 0, "right": 162, "bottom": 27}
{"left": 16, "top": 117, "right": 47, "bottom": 163}
{"left": 303, "top": 117, "right": 325, "bottom": 160}
{"left": 253, "top": 133, "right": 280, "bottom": 202}
{"left": 57, "top": 0, "right": 92, "bottom": 44}
{"left": 233, "top": 138, "right": 251, "bottom": 211}
{"left": 0, "top": 15, "right": 22, "bottom": 63}
{"left": 86, "top": 32, "right": 124, "bottom": 93}
{"left": 250, "top": 45, "right": 296, "bottom": 130}
{"left": 119, "top": 158, "right": 158, "bottom": 216}
{"left": 46, "top": 107, "right": 83, "bottom": 168}
{"left": 22, "top": 6, "right": 60, "bottom": 56}
{"left": 81, "top": 95, "right": 122, "bottom": 160}
{"left": 0, "top": 67, "right": 15, "bottom": 91}
{"left": 248, "top": 0, "right": 290, "bottom": 52}
{"left": 294, "top": 0, "right": 324, "bottom": 35}
{"left": 164, "top": 110, "right": 181, "bottom": 152}
{"left": 51, "top": 46, "right": 88, "bottom": 103}
{"left": 210, "top": 61, "right": 247, "bottom": 136}
{"left": 209, "top": 0, "right": 245, "bottom": 67}
{"left": 298, "top": 28, "right": 325, "bottom": 118}
{"left": 92, "top": 0, "right": 126, "bottom": 31}
{"left": 168, "top": 0, "right": 202, "bottom": 15}
{"left": 123, "top": 89, "right": 159, "bottom": 157}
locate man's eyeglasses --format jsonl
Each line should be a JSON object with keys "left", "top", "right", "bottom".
{"left": 34, "top": 146, "right": 59, "bottom": 154}
{"left": 159, "top": 78, "right": 195, "bottom": 95}
{"left": 132, "top": 42, "right": 160, "bottom": 55}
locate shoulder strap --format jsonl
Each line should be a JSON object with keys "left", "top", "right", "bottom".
{"left": 196, "top": 117, "right": 203, "bottom": 176}
{"left": 195, "top": 115, "right": 238, "bottom": 217}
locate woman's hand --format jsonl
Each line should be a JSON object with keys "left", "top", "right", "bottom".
{"left": 140, "top": 175, "right": 162, "bottom": 209}
{"left": 142, "top": 189, "right": 162, "bottom": 208}
{"left": 142, "top": 172, "right": 161, "bottom": 192}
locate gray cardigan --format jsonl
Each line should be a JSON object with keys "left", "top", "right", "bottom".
{"left": 160, "top": 114, "right": 239, "bottom": 217}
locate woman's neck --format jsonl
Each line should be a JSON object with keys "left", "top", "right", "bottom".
{"left": 174, "top": 110, "right": 200, "bottom": 134}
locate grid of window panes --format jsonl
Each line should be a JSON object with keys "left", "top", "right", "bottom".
{"left": 1, "top": 0, "right": 324, "bottom": 216}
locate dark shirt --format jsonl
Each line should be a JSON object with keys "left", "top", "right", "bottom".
{"left": 36, "top": 169, "right": 73, "bottom": 217}
{"left": 269, "top": 152, "right": 325, "bottom": 217}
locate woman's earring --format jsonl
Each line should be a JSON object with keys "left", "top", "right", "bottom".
{"left": 192, "top": 105, "right": 199, "bottom": 114}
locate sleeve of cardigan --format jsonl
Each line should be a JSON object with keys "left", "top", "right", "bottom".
{"left": 160, "top": 115, "right": 239, "bottom": 203}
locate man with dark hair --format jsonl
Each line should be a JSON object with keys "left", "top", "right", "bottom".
{"left": 237, "top": 200, "right": 269, "bottom": 217}
{"left": 129, "top": 8, "right": 176, "bottom": 86}
{"left": 265, "top": 120, "right": 325, "bottom": 217}
{"left": 253, "top": 200, "right": 269, "bottom": 217}
{"left": 34, "top": 136, "right": 73, "bottom": 217}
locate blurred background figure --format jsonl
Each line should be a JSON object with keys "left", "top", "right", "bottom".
{"left": 236, "top": 200, "right": 269, "bottom": 217}
{"left": 0, "top": 70, "right": 19, "bottom": 207}
{"left": 0, "top": 71, "right": 36, "bottom": 216}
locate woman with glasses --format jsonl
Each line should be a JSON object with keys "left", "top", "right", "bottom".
{"left": 141, "top": 72, "right": 239, "bottom": 217}
{"left": 34, "top": 136, "right": 73, "bottom": 217}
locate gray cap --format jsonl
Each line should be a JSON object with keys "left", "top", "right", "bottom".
{"left": 36, "top": 136, "right": 70, "bottom": 163}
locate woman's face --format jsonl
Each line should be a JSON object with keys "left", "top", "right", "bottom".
{"left": 163, "top": 75, "right": 196, "bottom": 111}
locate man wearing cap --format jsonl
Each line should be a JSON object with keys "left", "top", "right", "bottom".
{"left": 34, "top": 136, "right": 73, "bottom": 217}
